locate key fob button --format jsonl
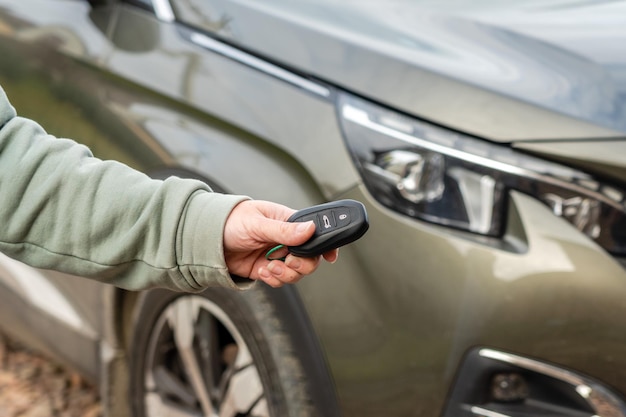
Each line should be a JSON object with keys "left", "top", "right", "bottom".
{"left": 317, "top": 211, "right": 337, "bottom": 234}
{"left": 335, "top": 209, "right": 352, "bottom": 228}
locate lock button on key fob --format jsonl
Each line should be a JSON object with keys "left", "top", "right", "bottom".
{"left": 287, "top": 199, "right": 369, "bottom": 257}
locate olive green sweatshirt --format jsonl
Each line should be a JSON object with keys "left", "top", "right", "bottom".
{"left": 0, "top": 86, "right": 251, "bottom": 292}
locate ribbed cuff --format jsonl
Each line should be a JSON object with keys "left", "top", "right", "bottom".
{"left": 176, "top": 191, "right": 255, "bottom": 291}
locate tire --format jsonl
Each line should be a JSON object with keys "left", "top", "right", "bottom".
{"left": 128, "top": 286, "right": 317, "bottom": 417}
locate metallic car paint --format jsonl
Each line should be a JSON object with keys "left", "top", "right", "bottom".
{"left": 172, "top": 0, "right": 626, "bottom": 141}
{"left": 1, "top": 1, "right": 626, "bottom": 416}
{"left": 103, "top": 5, "right": 360, "bottom": 199}
{"left": 297, "top": 187, "right": 626, "bottom": 415}
{"left": 515, "top": 140, "right": 626, "bottom": 183}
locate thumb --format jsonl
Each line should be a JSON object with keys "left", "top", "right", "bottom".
{"left": 258, "top": 219, "right": 316, "bottom": 246}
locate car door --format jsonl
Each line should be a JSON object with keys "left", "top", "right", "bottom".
{"left": 1, "top": 0, "right": 346, "bottom": 414}
{"left": 0, "top": 0, "right": 134, "bottom": 381}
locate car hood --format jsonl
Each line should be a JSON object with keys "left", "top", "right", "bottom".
{"left": 212, "top": 0, "right": 626, "bottom": 142}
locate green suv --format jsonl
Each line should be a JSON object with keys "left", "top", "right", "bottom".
{"left": 1, "top": 1, "right": 626, "bottom": 416}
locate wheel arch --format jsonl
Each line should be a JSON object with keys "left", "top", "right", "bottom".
{"left": 100, "top": 165, "right": 340, "bottom": 415}
{"left": 109, "top": 282, "right": 341, "bottom": 415}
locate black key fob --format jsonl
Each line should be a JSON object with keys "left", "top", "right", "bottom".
{"left": 287, "top": 199, "right": 369, "bottom": 257}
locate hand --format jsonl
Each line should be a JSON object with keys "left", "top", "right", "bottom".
{"left": 223, "top": 200, "right": 339, "bottom": 287}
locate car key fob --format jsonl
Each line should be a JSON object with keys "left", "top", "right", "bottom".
{"left": 287, "top": 199, "right": 369, "bottom": 257}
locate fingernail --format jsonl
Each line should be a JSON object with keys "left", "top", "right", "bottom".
{"left": 267, "top": 263, "right": 283, "bottom": 275}
{"left": 285, "top": 255, "right": 301, "bottom": 269}
{"left": 296, "top": 221, "right": 312, "bottom": 235}
{"left": 259, "top": 267, "right": 271, "bottom": 279}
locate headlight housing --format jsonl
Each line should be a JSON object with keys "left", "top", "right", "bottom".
{"left": 338, "top": 93, "right": 626, "bottom": 256}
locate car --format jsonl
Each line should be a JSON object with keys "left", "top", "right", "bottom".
{"left": 1, "top": 0, "right": 626, "bottom": 416}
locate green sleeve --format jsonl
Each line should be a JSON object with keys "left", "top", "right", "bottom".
{"left": 0, "top": 86, "right": 252, "bottom": 292}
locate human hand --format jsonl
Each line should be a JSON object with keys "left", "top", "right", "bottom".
{"left": 223, "top": 200, "right": 339, "bottom": 287}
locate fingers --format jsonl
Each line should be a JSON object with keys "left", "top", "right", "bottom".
{"left": 259, "top": 219, "right": 316, "bottom": 247}
{"left": 323, "top": 249, "right": 339, "bottom": 264}
{"left": 257, "top": 255, "right": 321, "bottom": 288}
{"left": 285, "top": 254, "right": 321, "bottom": 276}
{"left": 225, "top": 200, "right": 341, "bottom": 288}
{"left": 257, "top": 266, "right": 284, "bottom": 287}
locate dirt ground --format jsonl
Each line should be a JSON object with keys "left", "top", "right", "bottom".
{"left": 0, "top": 332, "right": 102, "bottom": 417}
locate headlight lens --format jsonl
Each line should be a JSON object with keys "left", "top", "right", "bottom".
{"left": 338, "top": 93, "right": 626, "bottom": 256}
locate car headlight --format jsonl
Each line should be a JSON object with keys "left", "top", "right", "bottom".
{"left": 338, "top": 93, "right": 626, "bottom": 256}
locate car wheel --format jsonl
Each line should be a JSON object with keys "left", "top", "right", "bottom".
{"left": 129, "top": 286, "right": 315, "bottom": 417}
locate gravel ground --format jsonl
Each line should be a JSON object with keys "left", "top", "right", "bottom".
{"left": 0, "top": 332, "right": 102, "bottom": 417}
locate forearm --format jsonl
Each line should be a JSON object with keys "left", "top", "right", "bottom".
{"left": 0, "top": 87, "right": 250, "bottom": 292}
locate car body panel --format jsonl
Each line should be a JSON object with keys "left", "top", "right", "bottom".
{"left": 1, "top": 1, "right": 626, "bottom": 417}
{"left": 173, "top": 0, "right": 626, "bottom": 141}
{"left": 103, "top": 4, "right": 360, "bottom": 199}
{"left": 515, "top": 139, "right": 626, "bottom": 183}
{"left": 0, "top": 255, "right": 101, "bottom": 381}
{"left": 297, "top": 186, "right": 626, "bottom": 415}
{"left": 0, "top": 0, "right": 121, "bottom": 382}
{"left": 0, "top": 0, "right": 358, "bottom": 386}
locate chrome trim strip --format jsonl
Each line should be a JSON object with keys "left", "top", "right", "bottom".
{"left": 149, "top": 0, "right": 330, "bottom": 97}
{"left": 479, "top": 348, "right": 626, "bottom": 417}
{"left": 470, "top": 406, "right": 512, "bottom": 417}
{"left": 189, "top": 32, "right": 331, "bottom": 98}
{"left": 152, "top": 0, "right": 175, "bottom": 22}
{"left": 480, "top": 348, "right": 584, "bottom": 386}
